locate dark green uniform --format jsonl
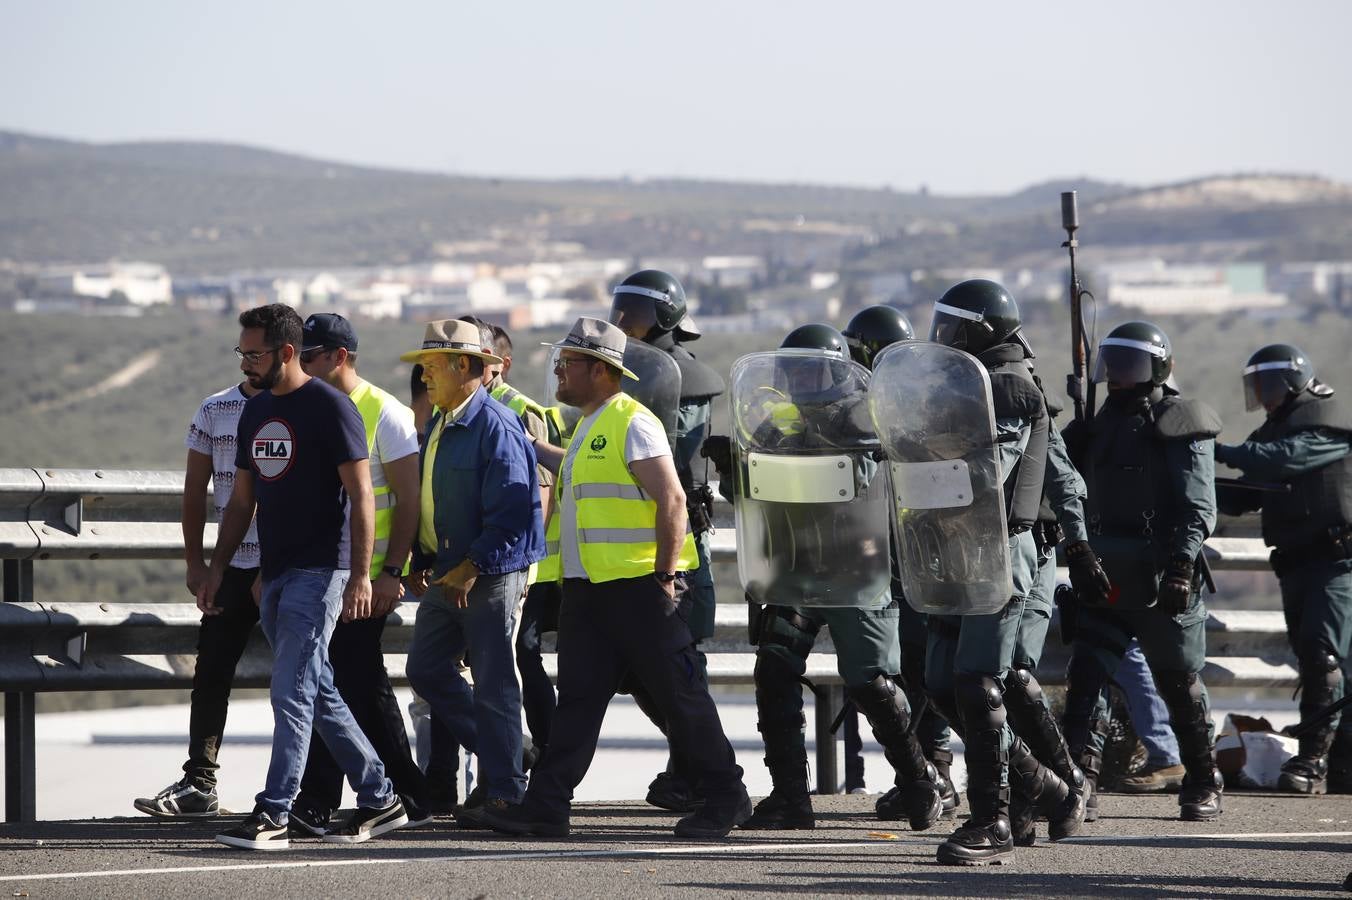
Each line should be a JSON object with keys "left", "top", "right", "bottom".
{"left": 1062, "top": 385, "right": 1222, "bottom": 819}
{"left": 1216, "top": 390, "right": 1352, "bottom": 791}
{"left": 923, "top": 343, "right": 1083, "bottom": 857}
{"left": 745, "top": 375, "right": 944, "bottom": 832}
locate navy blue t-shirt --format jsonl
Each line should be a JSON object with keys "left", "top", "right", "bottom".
{"left": 235, "top": 377, "right": 369, "bottom": 579}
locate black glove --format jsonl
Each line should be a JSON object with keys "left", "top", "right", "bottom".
{"left": 1159, "top": 556, "right": 1194, "bottom": 615}
{"left": 1065, "top": 540, "right": 1112, "bottom": 605}
{"left": 701, "top": 434, "right": 733, "bottom": 478}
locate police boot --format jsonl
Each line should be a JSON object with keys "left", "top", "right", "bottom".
{"left": 936, "top": 728, "right": 1012, "bottom": 866}
{"left": 930, "top": 747, "right": 960, "bottom": 815}
{"left": 1063, "top": 653, "right": 1111, "bottom": 823}
{"left": 1156, "top": 670, "right": 1223, "bottom": 821}
{"left": 1008, "top": 788, "right": 1036, "bottom": 847}
{"left": 742, "top": 705, "right": 814, "bottom": 830}
{"left": 742, "top": 757, "right": 814, "bottom": 830}
{"left": 850, "top": 674, "right": 943, "bottom": 831}
{"left": 1279, "top": 651, "right": 1341, "bottom": 795}
{"left": 937, "top": 676, "right": 1013, "bottom": 866}
{"left": 1010, "top": 736, "right": 1084, "bottom": 841}
{"left": 1005, "top": 667, "right": 1088, "bottom": 799}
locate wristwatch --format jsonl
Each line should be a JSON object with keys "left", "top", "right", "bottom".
{"left": 654, "top": 571, "right": 678, "bottom": 584}
{"left": 381, "top": 564, "right": 403, "bottom": 579}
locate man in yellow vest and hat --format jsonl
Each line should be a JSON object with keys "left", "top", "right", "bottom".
{"left": 483, "top": 316, "right": 750, "bottom": 839}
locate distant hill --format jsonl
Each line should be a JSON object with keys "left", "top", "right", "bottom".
{"left": 2, "top": 128, "right": 1350, "bottom": 272}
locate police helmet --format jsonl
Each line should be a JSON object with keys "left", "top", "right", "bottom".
{"left": 1093, "top": 321, "right": 1173, "bottom": 387}
{"left": 781, "top": 323, "right": 848, "bottom": 357}
{"left": 1242, "top": 343, "right": 1316, "bottom": 411}
{"left": 843, "top": 305, "right": 914, "bottom": 369}
{"left": 609, "top": 269, "right": 687, "bottom": 339}
{"left": 928, "top": 280, "right": 1022, "bottom": 355}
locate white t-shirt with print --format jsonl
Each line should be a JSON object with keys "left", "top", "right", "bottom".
{"left": 559, "top": 394, "right": 671, "bottom": 580}
{"left": 186, "top": 384, "right": 260, "bottom": 569}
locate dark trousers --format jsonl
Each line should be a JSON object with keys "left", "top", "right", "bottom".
{"left": 184, "top": 565, "right": 260, "bottom": 790}
{"left": 297, "top": 613, "right": 428, "bottom": 812}
{"left": 524, "top": 575, "right": 745, "bottom": 817}
{"left": 517, "top": 581, "right": 562, "bottom": 749}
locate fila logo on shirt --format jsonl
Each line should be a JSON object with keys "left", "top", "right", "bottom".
{"left": 252, "top": 419, "right": 296, "bottom": 480}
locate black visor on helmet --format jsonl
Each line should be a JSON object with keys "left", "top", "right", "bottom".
{"left": 1093, "top": 338, "right": 1164, "bottom": 385}
{"left": 928, "top": 302, "right": 989, "bottom": 350}
{"left": 1242, "top": 361, "right": 1301, "bottom": 411}
{"left": 608, "top": 290, "right": 660, "bottom": 337}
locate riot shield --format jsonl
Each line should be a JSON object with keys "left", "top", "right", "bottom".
{"left": 868, "top": 342, "right": 1011, "bottom": 616}
{"left": 730, "top": 350, "right": 891, "bottom": 608}
{"left": 544, "top": 341, "right": 682, "bottom": 448}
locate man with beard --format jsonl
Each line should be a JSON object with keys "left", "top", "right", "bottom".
{"left": 206, "top": 303, "right": 404, "bottom": 851}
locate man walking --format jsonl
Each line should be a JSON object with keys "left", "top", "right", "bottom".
{"left": 484, "top": 317, "right": 750, "bottom": 839}
{"left": 133, "top": 373, "right": 260, "bottom": 818}
{"left": 289, "top": 313, "right": 432, "bottom": 832}
{"left": 205, "top": 303, "right": 404, "bottom": 851}
{"left": 401, "top": 319, "right": 545, "bottom": 826}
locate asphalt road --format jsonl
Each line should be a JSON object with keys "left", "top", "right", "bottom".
{"left": 2, "top": 793, "right": 1350, "bottom": 899}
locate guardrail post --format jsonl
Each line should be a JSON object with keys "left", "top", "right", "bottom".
{"left": 4, "top": 558, "right": 37, "bottom": 822}
{"left": 4, "top": 692, "right": 36, "bottom": 823}
{"left": 813, "top": 684, "right": 843, "bottom": 795}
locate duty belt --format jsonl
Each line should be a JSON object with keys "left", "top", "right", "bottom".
{"left": 1271, "top": 524, "right": 1352, "bottom": 576}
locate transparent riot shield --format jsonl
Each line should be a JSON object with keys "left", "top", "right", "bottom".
{"left": 544, "top": 341, "right": 682, "bottom": 448}
{"left": 868, "top": 342, "right": 1011, "bottom": 615}
{"left": 730, "top": 350, "right": 892, "bottom": 608}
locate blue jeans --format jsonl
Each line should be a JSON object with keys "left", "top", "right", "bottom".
{"left": 408, "top": 570, "right": 528, "bottom": 803}
{"left": 1115, "top": 639, "right": 1181, "bottom": 767}
{"left": 256, "top": 567, "right": 394, "bottom": 820}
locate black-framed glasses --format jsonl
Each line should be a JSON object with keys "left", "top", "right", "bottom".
{"left": 299, "top": 347, "right": 334, "bottom": 364}
{"left": 553, "top": 356, "right": 594, "bottom": 372}
{"left": 234, "top": 346, "right": 282, "bottom": 364}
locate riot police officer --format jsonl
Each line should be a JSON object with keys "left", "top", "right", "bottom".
{"left": 1215, "top": 344, "right": 1352, "bottom": 794}
{"left": 920, "top": 280, "right": 1084, "bottom": 864}
{"left": 1061, "top": 321, "right": 1224, "bottom": 822}
{"left": 843, "top": 306, "right": 961, "bottom": 817}
{"left": 729, "top": 323, "right": 945, "bottom": 832}
{"left": 608, "top": 269, "right": 726, "bottom": 812}
{"left": 1007, "top": 388, "right": 1110, "bottom": 841}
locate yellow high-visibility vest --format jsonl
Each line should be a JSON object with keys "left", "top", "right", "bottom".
{"left": 351, "top": 380, "right": 412, "bottom": 580}
{"left": 549, "top": 393, "right": 698, "bottom": 584}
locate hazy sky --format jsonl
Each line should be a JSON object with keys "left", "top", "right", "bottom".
{"left": 4, "top": 1, "right": 1349, "bottom": 194}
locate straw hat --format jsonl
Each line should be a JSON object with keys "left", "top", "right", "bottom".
{"left": 400, "top": 319, "right": 505, "bottom": 364}
{"left": 541, "top": 316, "right": 639, "bottom": 381}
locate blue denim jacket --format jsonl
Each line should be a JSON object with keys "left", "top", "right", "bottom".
{"left": 413, "top": 386, "right": 545, "bottom": 577}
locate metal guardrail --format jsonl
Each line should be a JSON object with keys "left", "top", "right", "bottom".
{"left": 0, "top": 468, "right": 1292, "bottom": 823}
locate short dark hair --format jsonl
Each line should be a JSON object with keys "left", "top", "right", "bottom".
{"left": 491, "top": 324, "right": 513, "bottom": 359}
{"left": 239, "top": 304, "right": 303, "bottom": 350}
{"left": 464, "top": 355, "right": 486, "bottom": 378}
{"left": 409, "top": 364, "right": 427, "bottom": 401}
{"left": 457, "top": 315, "right": 495, "bottom": 355}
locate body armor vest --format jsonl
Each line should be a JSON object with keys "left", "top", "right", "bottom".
{"left": 1251, "top": 391, "right": 1352, "bottom": 548}
{"left": 1084, "top": 390, "right": 1207, "bottom": 562}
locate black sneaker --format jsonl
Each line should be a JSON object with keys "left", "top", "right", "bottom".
{"left": 287, "top": 802, "right": 331, "bottom": 837}
{"left": 936, "top": 817, "right": 1014, "bottom": 866}
{"left": 134, "top": 778, "right": 220, "bottom": 819}
{"left": 402, "top": 794, "right": 435, "bottom": 829}
{"left": 216, "top": 810, "right": 289, "bottom": 851}
{"left": 454, "top": 786, "right": 485, "bottom": 828}
{"left": 646, "top": 771, "right": 702, "bottom": 813}
{"left": 457, "top": 796, "right": 521, "bottom": 830}
{"left": 740, "top": 790, "right": 814, "bottom": 830}
{"left": 321, "top": 798, "right": 408, "bottom": 844}
{"left": 481, "top": 801, "right": 570, "bottom": 837}
{"left": 674, "top": 790, "right": 752, "bottom": 839}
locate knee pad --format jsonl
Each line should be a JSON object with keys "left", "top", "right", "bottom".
{"left": 1153, "top": 669, "right": 1203, "bottom": 704}
{"left": 758, "top": 606, "right": 820, "bottom": 656}
{"left": 848, "top": 673, "right": 911, "bottom": 739}
{"left": 1003, "top": 666, "right": 1046, "bottom": 711}
{"left": 1064, "top": 652, "right": 1110, "bottom": 719}
{"left": 954, "top": 673, "right": 1005, "bottom": 733}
